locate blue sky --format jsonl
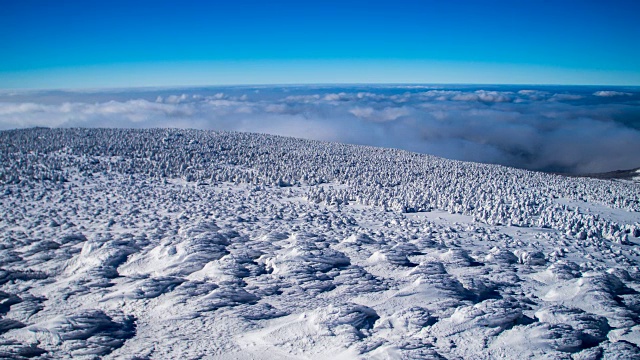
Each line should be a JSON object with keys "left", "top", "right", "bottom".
{"left": 2, "top": 0, "right": 640, "bottom": 88}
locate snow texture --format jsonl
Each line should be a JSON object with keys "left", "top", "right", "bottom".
{"left": 0, "top": 127, "right": 639, "bottom": 359}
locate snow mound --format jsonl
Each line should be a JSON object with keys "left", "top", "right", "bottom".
{"left": 439, "top": 248, "right": 482, "bottom": 267}
{"left": 0, "top": 339, "right": 46, "bottom": 359}
{"left": 9, "top": 309, "right": 135, "bottom": 357}
{"left": 239, "top": 303, "right": 379, "bottom": 357}
{"left": 119, "top": 225, "right": 230, "bottom": 277}
{"left": 491, "top": 322, "right": 584, "bottom": 356}
{"left": 542, "top": 272, "right": 637, "bottom": 328}
{"left": 485, "top": 247, "right": 518, "bottom": 264}
{"left": 535, "top": 305, "right": 610, "bottom": 347}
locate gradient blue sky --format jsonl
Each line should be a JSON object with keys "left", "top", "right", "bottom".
{"left": 2, "top": 0, "right": 640, "bottom": 89}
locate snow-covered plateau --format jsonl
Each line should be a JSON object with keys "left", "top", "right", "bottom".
{"left": 1, "top": 127, "right": 639, "bottom": 359}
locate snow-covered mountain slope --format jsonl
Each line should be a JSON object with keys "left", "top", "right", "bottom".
{"left": 1, "top": 127, "right": 639, "bottom": 359}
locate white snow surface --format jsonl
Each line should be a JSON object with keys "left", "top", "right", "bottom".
{"left": 0, "top": 127, "right": 639, "bottom": 359}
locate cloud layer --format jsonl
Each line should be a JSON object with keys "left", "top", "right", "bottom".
{"left": 1, "top": 85, "right": 639, "bottom": 174}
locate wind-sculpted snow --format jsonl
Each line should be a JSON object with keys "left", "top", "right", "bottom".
{"left": 9, "top": 309, "right": 135, "bottom": 357}
{"left": 0, "top": 128, "right": 639, "bottom": 359}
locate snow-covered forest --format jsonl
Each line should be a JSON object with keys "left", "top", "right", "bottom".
{"left": 1, "top": 127, "right": 639, "bottom": 359}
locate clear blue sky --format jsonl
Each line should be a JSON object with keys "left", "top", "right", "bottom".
{"left": 2, "top": 0, "right": 639, "bottom": 89}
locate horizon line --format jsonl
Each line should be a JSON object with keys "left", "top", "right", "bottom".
{"left": 3, "top": 82, "right": 640, "bottom": 93}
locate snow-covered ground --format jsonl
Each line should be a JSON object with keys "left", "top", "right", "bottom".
{"left": 1, "top": 128, "right": 639, "bottom": 359}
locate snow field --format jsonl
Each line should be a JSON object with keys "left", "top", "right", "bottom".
{"left": 0, "top": 128, "right": 639, "bottom": 359}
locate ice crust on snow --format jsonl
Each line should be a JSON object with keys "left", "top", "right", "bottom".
{"left": 0, "top": 128, "right": 639, "bottom": 359}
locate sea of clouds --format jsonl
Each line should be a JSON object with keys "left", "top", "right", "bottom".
{"left": 1, "top": 85, "right": 639, "bottom": 174}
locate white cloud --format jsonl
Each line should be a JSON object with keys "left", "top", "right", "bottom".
{"left": 1, "top": 86, "right": 639, "bottom": 174}
{"left": 349, "top": 106, "right": 410, "bottom": 122}
{"left": 549, "top": 93, "right": 583, "bottom": 101}
{"left": 284, "top": 94, "right": 321, "bottom": 103}
{"left": 323, "top": 93, "right": 348, "bottom": 101}
{"left": 348, "top": 106, "right": 375, "bottom": 118}
{"left": 265, "top": 104, "right": 288, "bottom": 113}
{"left": 419, "top": 90, "right": 515, "bottom": 103}
{"left": 593, "top": 90, "right": 633, "bottom": 97}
